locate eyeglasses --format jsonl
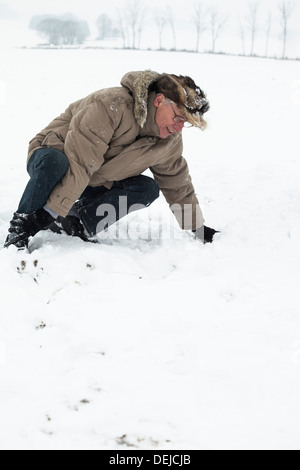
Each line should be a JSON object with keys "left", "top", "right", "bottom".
{"left": 170, "top": 102, "right": 193, "bottom": 128}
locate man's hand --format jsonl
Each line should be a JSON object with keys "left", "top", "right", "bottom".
{"left": 193, "top": 225, "right": 220, "bottom": 244}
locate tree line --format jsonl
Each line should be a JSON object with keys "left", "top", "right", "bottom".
{"left": 29, "top": 0, "right": 296, "bottom": 59}
{"left": 237, "top": 0, "right": 295, "bottom": 59}
{"left": 29, "top": 14, "right": 90, "bottom": 46}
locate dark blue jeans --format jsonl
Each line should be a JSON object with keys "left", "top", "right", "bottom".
{"left": 76, "top": 175, "right": 160, "bottom": 236}
{"left": 18, "top": 148, "right": 70, "bottom": 214}
{"left": 18, "top": 148, "right": 160, "bottom": 235}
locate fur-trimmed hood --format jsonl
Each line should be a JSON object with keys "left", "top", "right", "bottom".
{"left": 121, "top": 70, "right": 209, "bottom": 130}
{"left": 121, "top": 70, "right": 161, "bottom": 128}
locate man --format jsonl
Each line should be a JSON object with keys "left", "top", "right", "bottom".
{"left": 4, "top": 70, "right": 219, "bottom": 250}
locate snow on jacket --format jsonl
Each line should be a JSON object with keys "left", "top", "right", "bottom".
{"left": 28, "top": 70, "right": 205, "bottom": 230}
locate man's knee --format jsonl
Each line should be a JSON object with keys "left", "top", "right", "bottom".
{"left": 132, "top": 175, "right": 159, "bottom": 206}
{"left": 29, "top": 148, "right": 69, "bottom": 178}
{"left": 140, "top": 176, "right": 160, "bottom": 205}
{"left": 116, "top": 175, "right": 160, "bottom": 206}
{"left": 48, "top": 149, "right": 69, "bottom": 173}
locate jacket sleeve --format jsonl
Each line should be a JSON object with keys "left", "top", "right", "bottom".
{"left": 150, "top": 139, "right": 205, "bottom": 230}
{"left": 46, "top": 100, "right": 115, "bottom": 217}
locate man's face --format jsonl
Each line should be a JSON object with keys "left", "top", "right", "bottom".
{"left": 154, "top": 94, "right": 185, "bottom": 139}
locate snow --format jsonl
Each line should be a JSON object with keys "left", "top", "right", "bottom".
{"left": 0, "top": 47, "right": 300, "bottom": 450}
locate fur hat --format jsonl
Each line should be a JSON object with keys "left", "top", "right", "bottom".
{"left": 132, "top": 70, "right": 209, "bottom": 130}
{"left": 152, "top": 74, "right": 210, "bottom": 129}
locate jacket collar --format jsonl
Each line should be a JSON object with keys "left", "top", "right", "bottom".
{"left": 138, "top": 92, "right": 160, "bottom": 138}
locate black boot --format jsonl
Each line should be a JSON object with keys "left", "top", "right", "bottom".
{"left": 48, "top": 215, "right": 90, "bottom": 242}
{"left": 4, "top": 208, "right": 54, "bottom": 249}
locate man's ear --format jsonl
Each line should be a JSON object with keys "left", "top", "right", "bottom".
{"left": 153, "top": 93, "right": 166, "bottom": 108}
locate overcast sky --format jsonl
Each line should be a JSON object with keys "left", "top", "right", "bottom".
{"left": 2, "top": 0, "right": 299, "bottom": 22}
{"left": 0, "top": 0, "right": 299, "bottom": 57}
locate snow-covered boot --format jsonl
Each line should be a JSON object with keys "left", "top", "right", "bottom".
{"left": 4, "top": 208, "right": 54, "bottom": 249}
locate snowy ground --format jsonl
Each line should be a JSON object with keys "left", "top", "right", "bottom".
{"left": 0, "top": 47, "right": 300, "bottom": 450}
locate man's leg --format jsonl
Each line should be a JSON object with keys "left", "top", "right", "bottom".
{"left": 5, "top": 148, "right": 70, "bottom": 249}
{"left": 17, "top": 148, "right": 70, "bottom": 214}
{"left": 73, "top": 175, "right": 160, "bottom": 237}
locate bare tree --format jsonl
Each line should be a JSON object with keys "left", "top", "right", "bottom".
{"left": 167, "top": 8, "right": 177, "bottom": 51}
{"left": 127, "top": 0, "right": 145, "bottom": 49}
{"left": 36, "top": 18, "right": 89, "bottom": 46}
{"left": 96, "top": 14, "right": 112, "bottom": 40}
{"left": 37, "top": 18, "right": 62, "bottom": 46}
{"left": 116, "top": 10, "right": 129, "bottom": 48}
{"left": 278, "top": 0, "right": 294, "bottom": 59}
{"left": 247, "top": 2, "right": 259, "bottom": 56}
{"left": 209, "top": 8, "right": 226, "bottom": 53}
{"left": 238, "top": 16, "right": 246, "bottom": 56}
{"left": 264, "top": 12, "right": 272, "bottom": 57}
{"left": 193, "top": 2, "right": 206, "bottom": 53}
{"left": 62, "top": 21, "right": 90, "bottom": 45}
{"left": 154, "top": 10, "right": 167, "bottom": 50}
{"left": 137, "top": 24, "right": 143, "bottom": 49}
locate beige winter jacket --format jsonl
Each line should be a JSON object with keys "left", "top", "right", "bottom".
{"left": 28, "top": 71, "right": 204, "bottom": 230}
